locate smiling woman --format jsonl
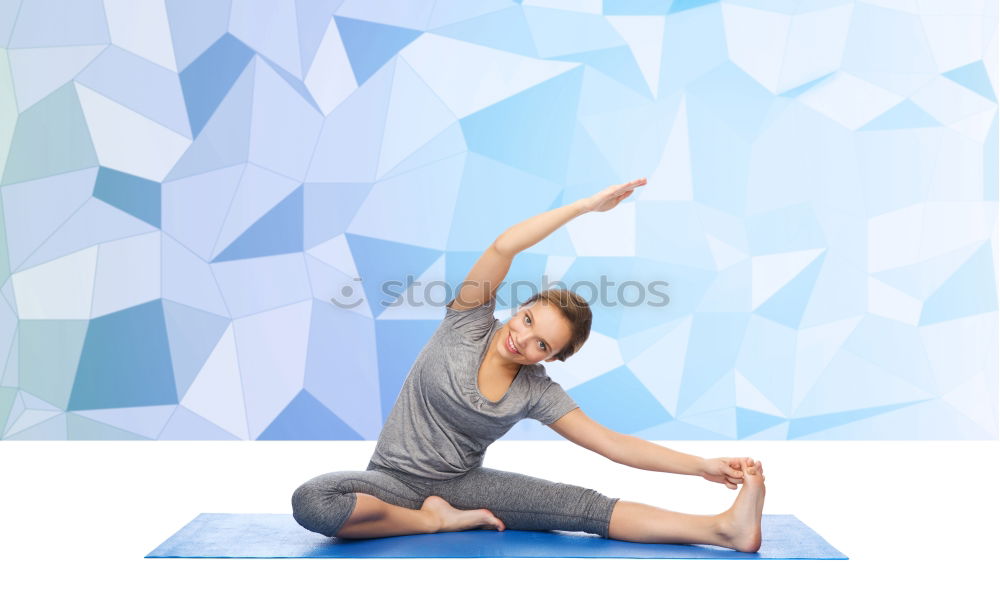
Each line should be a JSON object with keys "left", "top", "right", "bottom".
{"left": 292, "top": 177, "right": 766, "bottom": 552}
{"left": 512, "top": 289, "right": 592, "bottom": 363}
{"left": 447, "top": 200, "right": 597, "bottom": 368}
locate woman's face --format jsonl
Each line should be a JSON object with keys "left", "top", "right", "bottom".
{"left": 498, "top": 301, "right": 572, "bottom": 365}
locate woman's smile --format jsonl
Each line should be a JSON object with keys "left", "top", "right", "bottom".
{"left": 505, "top": 331, "right": 521, "bottom": 355}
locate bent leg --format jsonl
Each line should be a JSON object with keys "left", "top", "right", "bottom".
{"left": 428, "top": 467, "right": 619, "bottom": 538}
{"left": 337, "top": 492, "right": 438, "bottom": 539}
{"left": 290, "top": 468, "right": 429, "bottom": 538}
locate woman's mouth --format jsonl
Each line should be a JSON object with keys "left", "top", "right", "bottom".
{"left": 505, "top": 332, "right": 520, "bottom": 355}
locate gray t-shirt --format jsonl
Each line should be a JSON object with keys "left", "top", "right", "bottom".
{"left": 368, "top": 296, "right": 580, "bottom": 480}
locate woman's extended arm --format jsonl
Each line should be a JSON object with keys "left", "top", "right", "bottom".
{"left": 550, "top": 407, "right": 748, "bottom": 488}
{"left": 494, "top": 177, "right": 647, "bottom": 256}
{"left": 613, "top": 436, "right": 748, "bottom": 489}
{"left": 610, "top": 434, "right": 707, "bottom": 475}
{"left": 449, "top": 178, "right": 647, "bottom": 309}
{"left": 550, "top": 409, "right": 704, "bottom": 475}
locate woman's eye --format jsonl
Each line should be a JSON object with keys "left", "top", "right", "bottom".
{"left": 525, "top": 315, "right": 544, "bottom": 349}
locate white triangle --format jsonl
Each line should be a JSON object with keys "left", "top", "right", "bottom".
{"left": 734, "top": 370, "right": 785, "bottom": 417}
{"left": 867, "top": 276, "right": 922, "bottom": 325}
{"left": 399, "top": 34, "right": 579, "bottom": 119}
{"left": 606, "top": 15, "right": 665, "bottom": 97}
{"left": 543, "top": 331, "right": 623, "bottom": 391}
{"left": 304, "top": 13, "right": 358, "bottom": 116}
{"left": 306, "top": 233, "right": 360, "bottom": 279}
{"left": 20, "top": 391, "right": 62, "bottom": 411}
{"left": 645, "top": 96, "right": 693, "bottom": 202}
{"left": 721, "top": 3, "right": 790, "bottom": 94}
{"left": 792, "top": 315, "right": 863, "bottom": 410}
{"left": 948, "top": 108, "right": 997, "bottom": 145}
{"left": 626, "top": 317, "right": 692, "bottom": 416}
{"left": 706, "top": 234, "right": 748, "bottom": 271}
{"left": 4, "top": 409, "right": 62, "bottom": 437}
{"left": 941, "top": 370, "right": 998, "bottom": 437}
{"left": 104, "top": 0, "right": 178, "bottom": 71}
{"left": 75, "top": 82, "right": 191, "bottom": 182}
{"left": 8, "top": 45, "right": 106, "bottom": 112}
{"left": 179, "top": 325, "right": 250, "bottom": 439}
{"left": 750, "top": 248, "right": 825, "bottom": 309}
{"left": 543, "top": 255, "right": 575, "bottom": 283}
{"left": 12, "top": 246, "right": 97, "bottom": 320}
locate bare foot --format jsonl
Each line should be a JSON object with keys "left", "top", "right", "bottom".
{"left": 718, "top": 457, "right": 765, "bottom": 552}
{"left": 421, "top": 495, "right": 506, "bottom": 533}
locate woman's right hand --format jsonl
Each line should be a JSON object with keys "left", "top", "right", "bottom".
{"left": 578, "top": 177, "right": 647, "bottom": 213}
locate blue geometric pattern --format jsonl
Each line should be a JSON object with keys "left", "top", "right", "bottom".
{"left": 0, "top": 1, "right": 996, "bottom": 440}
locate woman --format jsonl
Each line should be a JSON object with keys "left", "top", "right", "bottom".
{"left": 292, "top": 177, "right": 766, "bottom": 552}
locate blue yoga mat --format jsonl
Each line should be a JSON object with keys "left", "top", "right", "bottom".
{"left": 146, "top": 513, "right": 846, "bottom": 559}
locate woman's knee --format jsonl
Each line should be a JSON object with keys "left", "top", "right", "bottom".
{"left": 290, "top": 476, "right": 359, "bottom": 537}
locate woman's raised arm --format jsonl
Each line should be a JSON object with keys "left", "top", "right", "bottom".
{"left": 494, "top": 177, "right": 646, "bottom": 256}
{"left": 448, "top": 177, "right": 647, "bottom": 311}
{"left": 447, "top": 242, "right": 514, "bottom": 311}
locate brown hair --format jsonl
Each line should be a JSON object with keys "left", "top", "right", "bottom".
{"left": 518, "top": 288, "right": 592, "bottom": 362}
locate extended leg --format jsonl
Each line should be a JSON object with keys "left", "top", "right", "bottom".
{"left": 608, "top": 458, "right": 766, "bottom": 552}
{"left": 608, "top": 501, "right": 729, "bottom": 545}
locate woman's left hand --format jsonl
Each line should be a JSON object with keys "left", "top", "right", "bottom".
{"left": 699, "top": 457, "right": 747, "bottom": 490}
{"left": 578, "top": 177, "right": 647, "bottom": 213}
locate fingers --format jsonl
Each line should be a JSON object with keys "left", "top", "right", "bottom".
{"left": 619, "top": 178, "right": 647, "bottom": 191}
{"left": 741, "top": 457, "right": 761, "bottom": 476}
{"left": 723, "top": 458, "right": 743, "bottom": 480}
{"left": 721, "top": 456, "right": 764, "bottom": 485}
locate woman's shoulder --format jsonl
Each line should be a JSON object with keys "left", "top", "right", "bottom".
{"left": 519, "top": 362, "right": 554, "bottom": 389}
{"left": 439, "top": 298, "right": 499, "bottom": 343}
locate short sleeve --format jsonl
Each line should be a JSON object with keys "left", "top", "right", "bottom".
{"left": 442, "top": 296, "right": 498, "bottom": 340}
{"left": 527, "top": 379, "right": 580, "bottom": 426}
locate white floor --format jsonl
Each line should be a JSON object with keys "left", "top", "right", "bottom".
{"left": 1, "top": 440, "right": 996, "bottom": 593}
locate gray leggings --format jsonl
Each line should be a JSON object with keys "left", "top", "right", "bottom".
{"left": 291, "top": 460, "right": 620, "bottom": 539}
